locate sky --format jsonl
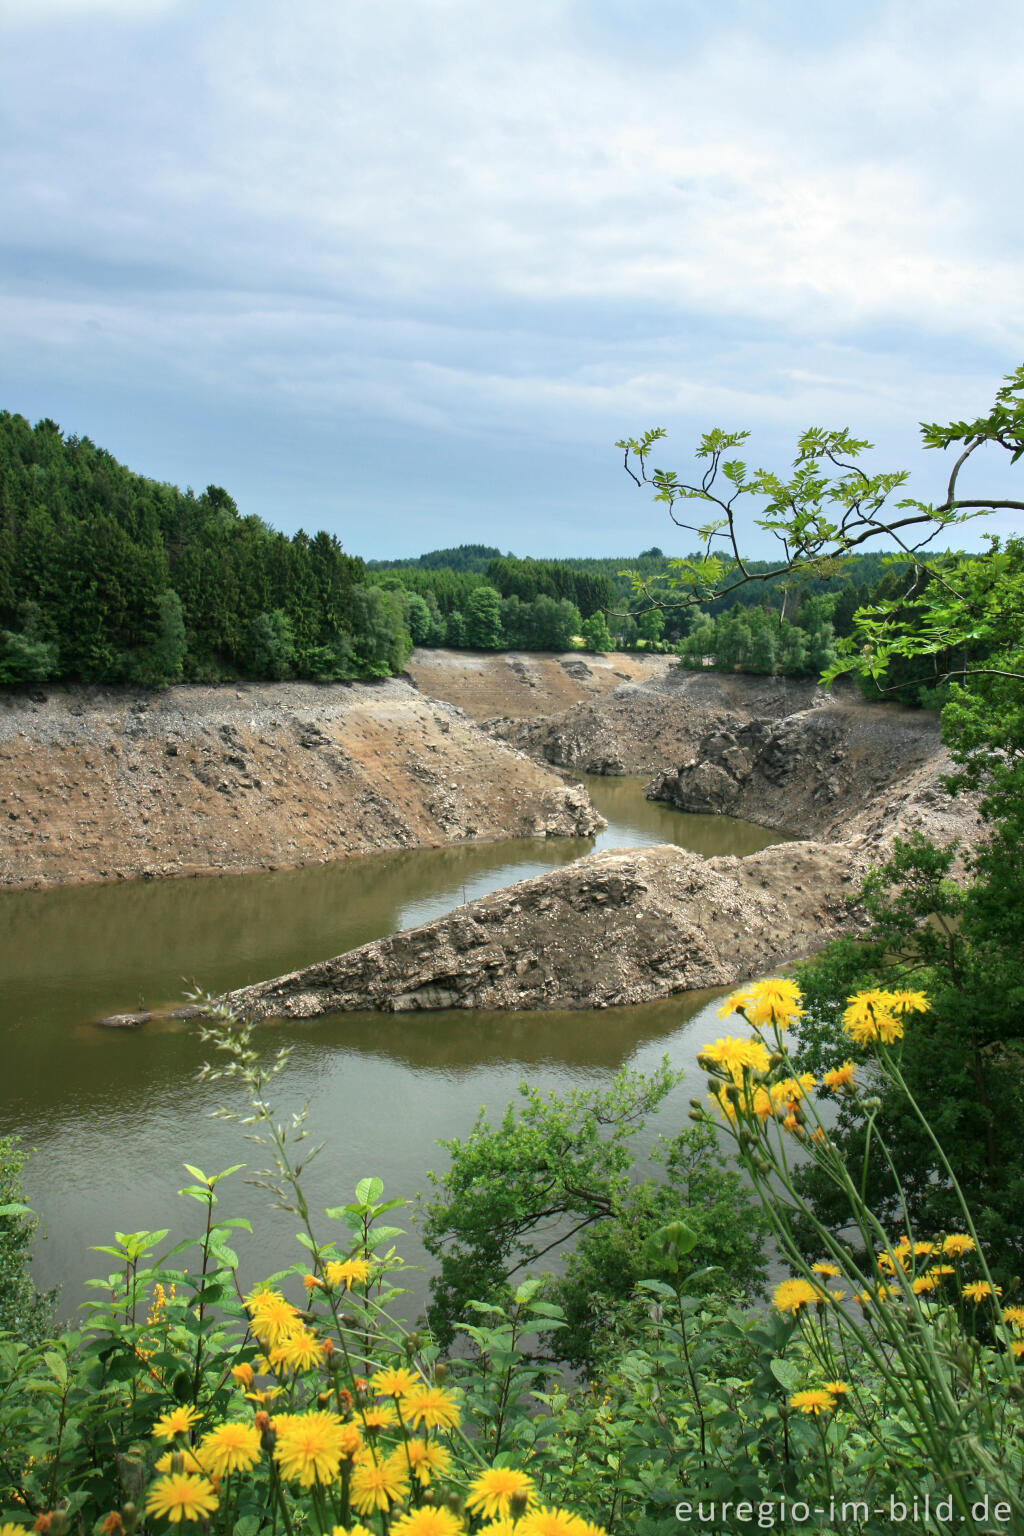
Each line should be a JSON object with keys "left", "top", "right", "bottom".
{"left": 2, "top": 0, "right": 1023, "bottom": 561}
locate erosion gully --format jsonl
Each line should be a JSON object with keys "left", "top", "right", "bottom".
{"left": 1, "top": 774, "right": 787, "bottom": 1318}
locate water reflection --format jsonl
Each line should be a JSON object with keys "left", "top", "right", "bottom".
{"left": 0, "top": 774, "right": 785, "bottom": 1314}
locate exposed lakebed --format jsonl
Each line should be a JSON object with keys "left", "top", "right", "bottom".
{"left": 3, "top": 774, "right": 783, "bottom": 1316}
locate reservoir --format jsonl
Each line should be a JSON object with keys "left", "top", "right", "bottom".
{"left": 1, "top": 774, "right": 786, "bottom": 1315}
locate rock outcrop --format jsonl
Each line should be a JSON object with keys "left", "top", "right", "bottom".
{"left": 646, "top": 703, "right": 976, "bottom": 855}
{"left": 0, "top": 679, "right": 604, "bottom": 890}
{"left": 221, "top": 840, "right": 865, "bottom": 1020}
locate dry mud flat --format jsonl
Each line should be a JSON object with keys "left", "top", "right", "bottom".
{"left": 0, "top": 679, "right": 602, "bottom": 890}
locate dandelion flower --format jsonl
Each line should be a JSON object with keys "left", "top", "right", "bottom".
{"left": 700, "top": 1036, "right": 772, "bottom": 1077}
{"left": 811, "top": 1262, "right": 841, "bottom": 1278}
{"left": 370, "top": 1365, "right": 420, "bottom": 1398}
{"left": 789, "top": 1389, "right": 835, "bottom": 1416}
{"left": 403, "top": 1384, "right": 461, "bottom": 1431}
{"left": 772, "top": 1278, "right": 819, "bottom": 1315}
{"left": 360, "top": 1402, "right": 398, "bottom": 1431}
{"left": 400, "top": 1439, "right": 452, "bottom": 1485}
{"left": 1011, "top": 1340, "right": 1024, "bottom": 1360}
{"left": 824, "top": 1380, "right": 849, "bottom": 1396}
{"left": 152, "top": 1404, "right": 201, "bottom": 1441}
{"left": 269, "top": 1329, "right": 324, "bottom": 1374}
{"left": 466, "top": 1466, "right": 538, "bottom": 1520}
{"left": 963, "top": 1281, "right": 1002, "bottom": 1303}
{"left": 154, "top": 1449, "right": 209, "bottom": 1477}
{"left": 246, "top": 1290, "right": 302, "bottom": 1348}
{"left": 941, "top": 1234, "right": 976, "bottom": 1258}
{"left": 842, "top": 991, "right": 904, "bottom": 1047}
{"left": 518, "top": 1508, "right": 587, "bottom": 1536}
{"left": 273, "top": 1410, "right": 347, "bottom": 1486}
{"left": 198, "top": 1421, "right": 262, "bottom": 1478}
{"left": 350, "top": 1456, "right": 410, "bottom": 1514}
{"left": 912, "top": 1275, "right": 941, "bottom": 1295}
{"left": 1002, "top": 1305, "right": 1024, "bottom": 1328}
{"left": 890, "top": 990, "right": 929, "bottom": 1015}
{"left": 338, "top": 1422, "right": 363, "bottom": 1459}
{"left": 391, "top": 1510, "right": 465, "bottom": 1536}
{"left": 823, "top": 1061, "right": 857, "bottom": 1091}
{"left": 230, "top": 1361, "right": 254, "bottom": 1389}
{"left": 325, "top": 1257, "right": 371, "bottom": 1291}
{"left": 144, "top": 1474, "right": 218, "bottom": 1523}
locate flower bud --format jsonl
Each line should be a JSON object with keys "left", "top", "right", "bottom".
{"left": 169, "top": 1453, "right": 185, "bottom": 1476}
{"left": 120, "top": 1507, "right": 138, "bottom": 1536}
{"left": 434, "top": 1363, "right": 447, "bottom": 1386}
{"left": 509, "top": 1492, "right": 530, "bottom": 1520}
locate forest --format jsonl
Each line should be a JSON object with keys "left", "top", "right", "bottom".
{"left": 1, "top": 409, "right": 921, "bottom": 694}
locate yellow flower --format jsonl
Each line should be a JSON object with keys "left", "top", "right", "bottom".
{"left": 230, "top": 1362, "right": 254, "bottom": 1389}
{"left": 811, "top": 1262, "right": 841, "bottom": 1278}
{"left": 269, "top": 1329, "right": 324, "bottom": 1374}
{"left": 822, "top": 1061, "right": 857, "bottom": 1091}
{"left": 823, "top": 1380, "right": 849, "bottom": 1396}
{"left": 842, "top": 991, "right": 904, "bottom": 1047}
{"left": 152, "top": 1404, "right": 201, "bottom": 1441}
{"left": 144, "top": 1474, "right": 219, "bottom": 1523}
{"left": 789, "top": 1389, "right": 835, "bottom": 1416}
{"left": 400, "top": 1439, "right": 452, "bottom": 1485}
{"left": 719, "top": 978, "right": 804, "bottom": 1029}
{"left": 466, "top": 1466, "right": 538, "bottom": 1520}
{"left": 402, "top": 1384, "right": 461, "bottom": 1431}
{"left": 246, "top": 1289, "right": 302, "bottom": 1348}
{"left": 370, "top": 1365, "right": 421, "bottom": 1398}
{"left": 361, "top": 1402, "right": 398, "bottom": 1431}
{"left": 350, "top": 1456, "right": 410, "bottom": 1515}
{"left": 154, "top": 1449, "right": 209, "bottom": 1477}
{"left": 1011, "top": 1340, "right": 1024, "bottom": 1360}
{"left": 912, "top": 1274, "right": 941, "bottom": 1295}
{"left": 941, "top": 1234, "right": 976, "bottom": 1258}
{"left": 1002, "top": 1305, "right": 1024, "bottom": 1328}
{"left": 518, "top": 1509, "right": 587, "bottom": 1536}
{"left": 963, "top": 1281, "right": 1002, "bottom": 1303}
{"left": 391, "top": 1510, "right": 465, "bottom": 1536}
{"left": 326, "top": 1527, "right": 375, "bottom": 1536}
{"left": 772, "top": 1278, "right": 819, "bottom": 1315}
{"left": 325, "top": 1257, "right": 371, "bottom": 1291}
{"left": 338, "top": 1422, "right": 363, "bottom": 1459}
{"left": 198, "top": 1421, "right": 262, "bottom": 1478}
{"left": 911, "top": 1240, "right": 935, "bottom": 1257}
{"left": 273, "top": 1410, "right": 348, "bottom": 1487}
{"left": 889, "top": 989, "right": 929, "bottom": 1015}
{"left": 700, "top": 1035, "right": 772, "bottom": 1077}
{"left": 927, "top": 1263, "right": 955, "bottom": 1279}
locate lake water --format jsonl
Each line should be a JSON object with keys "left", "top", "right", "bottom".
{"left": 1, "top": 774, "right": 787, "bottom": 1317}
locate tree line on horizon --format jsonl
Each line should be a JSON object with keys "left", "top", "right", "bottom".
{"left": 0, "top": 410, "right": 913, "bottom": 690}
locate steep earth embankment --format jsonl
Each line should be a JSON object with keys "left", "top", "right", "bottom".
{"left": 480, "top": 667, "right": 978, "bottom": 855}
{"left": 215, "top": 666, "right": 985, "bottom": 1019}
{"left": 224, "top": 840, "right": 863, "bottom": 1018}
{"left": 0, "top": 679, "right": 603, "bottom": 890}
{"left": 406, "top": 648, "right": 671, "bottom": 721}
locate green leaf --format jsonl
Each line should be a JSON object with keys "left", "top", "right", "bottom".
{"left": 355, "top": 1177, "right": 384, "bottom": 1206}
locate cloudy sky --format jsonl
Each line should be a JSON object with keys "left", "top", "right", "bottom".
{"left": 2, "top": 0, "right": 1023, "bottom": 560}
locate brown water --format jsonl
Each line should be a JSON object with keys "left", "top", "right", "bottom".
{"left": 1, "top": 775, "right": 787, "bottom": 1316}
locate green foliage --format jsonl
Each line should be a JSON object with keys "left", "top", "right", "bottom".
{"left": 463, "top": 585, "right": 504, "bottom": 650}
{"left": 0, "top": 413, "right": 419, "bottom": 688}
{"left": 0, "top": 1136, "right": 54, "bottom": 1346}
{"left": 420, "top": 1065, "right": 767, "bottom": 1364}
{"left": 580, "top": 610, "right": 614, "bottom": 653}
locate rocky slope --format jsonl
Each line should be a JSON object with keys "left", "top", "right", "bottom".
{"left": 406, "top": 648, "right": 671, "bottom": 721}
{"left": 223, "top": 840, "right": 865, "bottom": 1019}
{"left": 485, "top": 670, "right": 830, "bottom": 775}
{"left": 0, "top": 679, "right": 603, "bottom": 890}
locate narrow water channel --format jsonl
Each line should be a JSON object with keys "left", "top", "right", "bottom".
{"left": 1, "top": 775, "right": 788, "bottom": 1316}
